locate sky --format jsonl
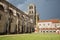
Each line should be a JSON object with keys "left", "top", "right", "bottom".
{"left": 6, "top": 0, "right": 60, "bottom": 20}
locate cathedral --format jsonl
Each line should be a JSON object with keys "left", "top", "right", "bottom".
{"left": 0, "top": 0, "right": 39, "bottom": 34}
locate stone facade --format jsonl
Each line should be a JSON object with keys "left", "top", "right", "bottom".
{"left": 28, "top": 4, "right": 39, "bottom": 32}
{"left": 0, "top": 0, "right": 36, "bottom": 34}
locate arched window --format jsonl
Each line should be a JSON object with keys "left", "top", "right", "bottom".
{"left": 8, "top": 9, "right": 13, "bottom": 23}
{"left": 0, "top": 5, "right": 4, "bottom": 11}
{"left": 8, "top": 9, "right": 13, "bottom": 15}
{"left": 16, "top": 13, "right": 19, "bottom": 17}
{"left": 29, "top": 6, "right": 33, "bottom": 9}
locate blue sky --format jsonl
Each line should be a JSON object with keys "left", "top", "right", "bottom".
{"left": 6, "top": 0, "right": 60, "bottom": 20}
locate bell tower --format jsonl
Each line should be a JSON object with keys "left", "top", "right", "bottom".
{"left": 28, "top": 4, "right": 36, "bottom": 26}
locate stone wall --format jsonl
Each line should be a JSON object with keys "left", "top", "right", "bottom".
{"left": 0, "top": 0, "right": 34, "bottom": 34}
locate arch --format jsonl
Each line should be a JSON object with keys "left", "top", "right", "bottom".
{"left": 0, "top": 5, "right": 4, "bottom": 11}
{"left": 6, "top": 9, "right": 13, "bottom": 34}
{"left": 29, "top": 5, "right": 33, "bottom": 9}
{"left": 8, "top": 9, "right": 13, "bottom": 15}
{"left": 16, "top": 13, "right": 19, "bottom": 17}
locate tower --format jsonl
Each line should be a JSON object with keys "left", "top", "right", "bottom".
{"left": 28, "top": 4, "right": 36, "bottom": 26}
{"left": 28, "top": 4, "right": 40, "bottom": 32}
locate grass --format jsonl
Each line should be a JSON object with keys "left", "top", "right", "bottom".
{"left": 0, "top": 33, "right": 60, "bottom": 40}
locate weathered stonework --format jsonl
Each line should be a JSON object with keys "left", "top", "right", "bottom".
{"left": 0, "top": 0, "right": 37, "bottom": 34}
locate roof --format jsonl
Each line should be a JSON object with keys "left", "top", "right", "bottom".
{"left": 38, "top": 19, "right": 60, "bottom": 23}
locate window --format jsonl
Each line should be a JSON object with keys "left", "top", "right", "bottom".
{"left": 41, "top": 31, "right": 42, "bottom": 32}
{"left": 29, "top": 11, "right": 31, "bottom": 13}
{"left": 50, "top": 31, "right": 52, "bottom": 32}
{"left": 56, "top": 24, "right": 59, "bottom": 26}
{"left": 32, "top": 11, "right": 33, "bottom": 13}
{"left": 29, "top": 11, "right": 33, "bottom": 14}
{"left": 53, "top": 31, "right": 56, "bottom": 32}
{"left": 17, "top": 13, "right": 19, "bottom": 17}
{"left": 48, "top": 23, "right": 50, "bottom": 26}
{"left": 46, "top": 31, "right": 48, "bottom": 32}
{"left": 8, "top": 9, "right": 13, "bottom": 15}
{"left": 43, "top": 31, "right": 45, "bottom": 32}
{"left": 43, "top": 24, "right": 45, "bottom": 26}
{"left": 0, "top": 5, "right": 4, "bottom": 11}
{"left": 29, "top": 6, "right": 33, "bottom": 9}
{"left": 0, "top": 14, "right": 2, "bottom": 20}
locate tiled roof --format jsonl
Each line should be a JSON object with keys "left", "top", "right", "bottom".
{"left": 38, "top": 19, "right": 60, "bottom": 23}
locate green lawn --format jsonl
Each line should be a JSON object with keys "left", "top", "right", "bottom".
{"left": 0, "top": 33, "right": 60, "bottom": 40}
